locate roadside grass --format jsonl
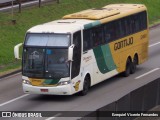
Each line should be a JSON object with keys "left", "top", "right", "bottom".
{"left": 0, "top": 0, "right": 160, "bottom": 74}
{"left": 0, "top": 61, "right": 21, "bottom": 76}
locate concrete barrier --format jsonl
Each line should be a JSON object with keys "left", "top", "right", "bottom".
{"left": 143, "top": 80, "right": 158, "bottom": 111}
{"left": 115, "top": 94, "right": 130, "bottom": 120}
{"left": 80, "top": 78, "right": 160, "bottom": 120}
{"left": 98, "top": 102, "right": 116, "bottom": 120}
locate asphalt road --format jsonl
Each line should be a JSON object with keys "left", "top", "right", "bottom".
{"left": 0, "top": 25, "right": 160, "bottom": 120}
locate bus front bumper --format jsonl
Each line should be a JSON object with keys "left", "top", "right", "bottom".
{"left": 23, "top": 84, "right": 73, "bottom": 95}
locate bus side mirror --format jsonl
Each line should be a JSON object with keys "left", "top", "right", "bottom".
{"left": 14, "top": 43, "right": 23, "bottom": 60}
{"left": 68, "top": 44, "right": 75, "bottom": 61}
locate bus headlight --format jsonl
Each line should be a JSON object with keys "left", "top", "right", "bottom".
{"left": 22, "top": 79, "right": 31, "bottom": 85}
{"left": 57, "top": 81, "right": 71, "bottom": 86}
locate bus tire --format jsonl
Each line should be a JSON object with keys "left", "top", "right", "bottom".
{"left": 130, "top": 55, "right": 137, "bottom": 74}
{"left": 123, "top": 58, "right": 131, "bottom": 77}
{"left": 80, "top": 75, "right": 90, "bottom": 96}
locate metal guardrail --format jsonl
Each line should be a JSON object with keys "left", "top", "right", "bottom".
{"left": 0, "top": 0, "right": 35, "bottom": 8}
{"left": 0, "top": 0, "right": 59, "bottom": 9}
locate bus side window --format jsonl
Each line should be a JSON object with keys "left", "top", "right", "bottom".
{"left": 71, "top": 31, "right": 82, "bottom": 79}
{"left": 125, "top": 17, "right": 132, "bottom": 35}
{"left": 139, "top": 11, "right": 147, "bottom": 30}
{"left": 92, "top": 26, "right": 103, "bottom": 47}
{"left": 104, "top": 23, "right": 112, "bottom": 43}
{"left": 104, "top": 21, "right": 119, "bottom": 42}
{"left": 119, "top": 18, "right": 126, "bottom": 38}
{"left": 83, "top": 29, "right": 92, "bottom": 51}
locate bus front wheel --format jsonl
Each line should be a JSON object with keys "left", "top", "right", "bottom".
{"left": 80, "top": 76, "right": 90, "bottom": 96}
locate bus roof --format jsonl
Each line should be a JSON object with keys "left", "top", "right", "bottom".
{"left": 63, "top": 4, "right": 147, "bottom": 21}
{"left": 27, "top": 4, "right": 147, "bottom": 34}
{"left": 27, "top": 19, "right": 94, "bottom": 33}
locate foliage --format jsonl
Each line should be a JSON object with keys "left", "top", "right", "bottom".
{"left": 0, "top": 0, "right": 160, "bottom": 71}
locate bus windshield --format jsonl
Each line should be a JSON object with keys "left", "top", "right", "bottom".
{"left": 25, "top": 33, "right": 70, "bottom": 47}
{"left": 23, "top": 33, "right": 70, "bottom": 79}
{"left": 45, "top": 48, "right": 69, "bottom": 78}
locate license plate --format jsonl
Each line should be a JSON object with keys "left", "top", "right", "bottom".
{"left": 40, "top": 89, "right": 48, "bottom": 92}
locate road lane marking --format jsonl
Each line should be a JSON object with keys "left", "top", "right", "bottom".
{"left": 149, "top": 42, "right": 160, "bottom": 47}
{"left": 135, "top": 68, "right": 160, "bottom": 79}
{"left": 0, "top": 94, "right": 29, "bottom": 107}
{"left": 45, "top": 113, "right": 62, "bottom": 120}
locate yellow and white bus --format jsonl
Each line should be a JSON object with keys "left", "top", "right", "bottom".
{"left": 14, "top": 4, "right": 149, "bottom": 95}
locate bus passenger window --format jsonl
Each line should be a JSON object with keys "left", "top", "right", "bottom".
{"left": 104, "top": 22, "right": 116, "bottom": 42}
{"left": 83, "top": 29, "right": 92, "bottom": 51}
{"left": 92, "top": 26, "right": 103, "bottom": 46}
